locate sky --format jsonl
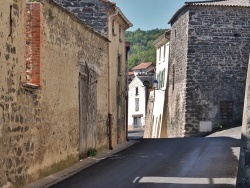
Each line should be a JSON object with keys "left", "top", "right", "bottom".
{"left": 112, "top": 0, "right": 200, "bottom": 31}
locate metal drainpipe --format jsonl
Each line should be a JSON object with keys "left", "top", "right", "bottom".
{"left": 125, "top": 43, "right": 130, "bottom": 141}
{"left": 108, "top": 7, "right": 118, "bottom": 150}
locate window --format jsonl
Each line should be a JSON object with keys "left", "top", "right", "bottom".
{"left": 9, "top": 5, "right": 13, "bottom": 36}
{"left": 112, "top": 20, "right": 116, "bottom": 36}
{"left": 135, "top": 87, "right": 139, "bottom": 96}
{"left": 163, "top": 45, "right": 166, "bottom": 61}
{"left": 117, "top": 55, "right": 122, "bottom": 76}
{"left": 172, "top": 64, "right": 175, "bottom": 91}
{"left": 220, "top": 101, "right": 233, "bottom": 124}
{"left": 162, "top": 68, "right": 165, "bottom": 88}
{"left": 133, "top": 117, "right": 141, "bottom": 128}
{"left": 26, "top": 2, "right": 42, "bottom": 86}
{"left": 159, "top": 47, "right": 161, "bottom": 62}
{"left": 135, "top": 98, "right": 139, "bottom": 111}
{"left": 119, "top": 25, "right": 123, "bottom": 42}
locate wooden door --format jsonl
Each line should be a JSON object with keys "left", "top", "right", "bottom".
{"left": 79, "top": 69, "right": 97, "bottom": 158}
{"left": 79, "top": 73, "right": 88, "bottom": 158}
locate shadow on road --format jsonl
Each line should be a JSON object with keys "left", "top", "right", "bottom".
{"left": 128, "top": 129, "right": 144, "bottom": 140}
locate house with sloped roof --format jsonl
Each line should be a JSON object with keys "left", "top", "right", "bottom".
{"left": 53, "top": 0, "right": 132, "bottom": 146}
{"left": 128, "top": 75, "right": 154, "bottom": 130}
{"left": 147, "top": 30, "right": 170, "bottom": 138}
{"left": 132, "top": 62, "right": 155, "bottom": 76}
{"left": 167, "top": 0, "right": 250, "bottom": 137}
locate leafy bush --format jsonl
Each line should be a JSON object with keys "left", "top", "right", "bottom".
{"left": 87, "top": 148, "right": 97, "bottom": 157}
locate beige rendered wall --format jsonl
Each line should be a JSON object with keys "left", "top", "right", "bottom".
{"left": 108, "top": 14, "right": 128, "bottom": 145}
{"left": 0, "top": 1, "right": 109, "bottom": 187}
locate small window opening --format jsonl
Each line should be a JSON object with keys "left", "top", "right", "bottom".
{"left": 135, "top": 98, "right": 139, "bottom": 111}
{"left": 135, "top": 87, "right": 139, "bottom": 96}
{"left": 234, "top": 33, "right": 240, "bottom": 37}
{"left": 9, "top": 5, "right": 13, "bottom": 36}
{"left": 172, "top": 64, "right": 175, "bottom": 91}
{"left": 118, "top": 55, "right": 122, "bottom": 76}
{"left": 112, "top": 20, "right": 116, "bottom": 36}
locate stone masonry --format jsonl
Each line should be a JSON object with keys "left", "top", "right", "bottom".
{"left": 168, "top": 1, "right": 250, "bottom": 137}
{"left": 0, "top": 0, "right": 109, "bottom": 187}
{"left": 53, "top": 0, "right": 115, "bottom": 36}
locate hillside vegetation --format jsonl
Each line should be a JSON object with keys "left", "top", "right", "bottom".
{"left": 125, "top": 28, "right": 166, "bottom": 69}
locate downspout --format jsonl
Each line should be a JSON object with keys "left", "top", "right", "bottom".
{"left": 125, "top": 43, "right": 130, "bottom": 141}
{"left": 108, "top": 7, "right": 118, "bottom": 150}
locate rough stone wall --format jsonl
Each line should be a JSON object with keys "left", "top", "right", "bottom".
{"left": 237, "top": 55, "right": 250, "bottom": 188}
{"left": 144, "top": 91, "right": 154, "bottom": 138}
{"left": 52, "top": 0, "right": 113, "bottom": 36}
{"left": 186, "top": 6, "right": 250, "bottom": 136}
{"left": 0, "top": 0, "right": 109, "bottom": 187}
{"left": 0, "top": 0, "right": 27, "bottom": 186}
{"left": 167, "top": 10, "right": 189, "bottom": 137}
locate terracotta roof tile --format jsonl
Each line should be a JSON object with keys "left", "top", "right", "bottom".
{"left": 132, "top": 62, "right": 154, "bottom": 70}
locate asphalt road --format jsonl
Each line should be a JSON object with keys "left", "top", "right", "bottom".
{"left": 50, "top": 127, "right": 241, "bottom": 188}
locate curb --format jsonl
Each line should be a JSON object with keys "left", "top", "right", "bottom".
{"left": 25, "top": 140, "right": 139, "bottom": 188}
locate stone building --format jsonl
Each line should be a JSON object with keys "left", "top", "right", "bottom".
{"left": 0, "top": 0, "right": 109, "bottom": 187}
{"left": 167, "top": 0, "right": 250, "bottom": 137}
{"left": 53, "top": 0, "right": 132, "bottom": 146}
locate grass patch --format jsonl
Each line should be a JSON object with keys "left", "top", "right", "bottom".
{"left": 87, "top": 148, "right": 97, "bottom": 157}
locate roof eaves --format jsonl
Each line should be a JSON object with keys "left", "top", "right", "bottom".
{"left": 116, "top": 7, "right": 133, "bottom": 28}
{"left": 132, "top": 63, "right": 153, "bottom": 70}
{"left": 153, "top": 30, "right": 171, "bottom": 47}
{"left": 169, "top": 0, "right": 250, "bottom": 24}
{"left": 168, "top": 4, "right": 189, "bottom": 24}
{"left": 185, "top": 0, "right": 226, "bottom": 4}
{"left": 102, "top": 0, "right": 116, "bottom": 6}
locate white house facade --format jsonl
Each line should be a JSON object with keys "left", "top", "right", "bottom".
{"left": 151, "top": 30, "right": 170, "bottom": 138}
{"left": 128, "top": 76, "right": 153, "bottom": 130}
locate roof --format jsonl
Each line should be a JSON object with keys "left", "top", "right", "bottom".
{"left": 169, "top": 0, "right": 250, "bottom": 24}
{"left": 116, "top": 7, "right": 133, "bottom": 28}
{"left": 102, "top": 0, "right": 116, "bottom": 5}
{"left": 153, "top": 29, "right": 171, "bottom": 47}
{"left": 129, "top": 76, "right": 154, "bottom": 88}
{"left": 132, "top": 62, "right": 154, "bottom": 70}
{"left": 186, "top": 0, "right": 250, "bottom": 6}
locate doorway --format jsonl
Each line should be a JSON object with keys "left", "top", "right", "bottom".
{"left": 79, "top": 68, "right": 97, "bottom": 158}
{"left": 220, "top": 101, "right": 233, "bottom": 127}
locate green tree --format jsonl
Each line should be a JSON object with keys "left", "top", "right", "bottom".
{"left": 125, "top": 28, "right": 167, "bottom": 69}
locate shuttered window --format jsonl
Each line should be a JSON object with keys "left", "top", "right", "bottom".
{"left": 135, "top": 98, "right": 139, "bottom": 111}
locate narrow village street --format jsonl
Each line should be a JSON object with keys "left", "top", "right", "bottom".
{"left": 2, "top": 0, "right": 250, "bottom": 187}
{"left": 50, "top": 127, "right": 241, "bottom": 188}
